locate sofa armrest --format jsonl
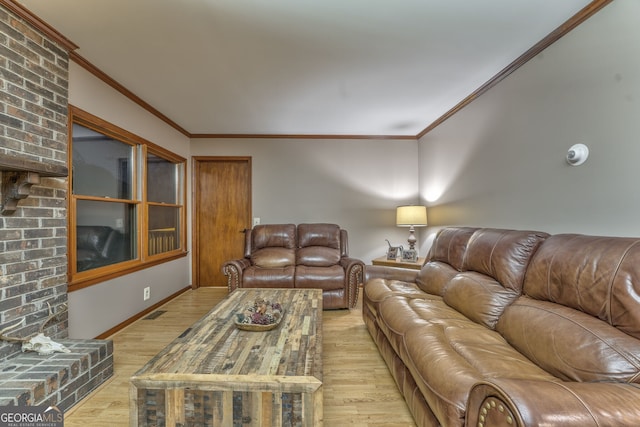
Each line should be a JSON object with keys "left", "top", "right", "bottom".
{"left": 340, "top": 257, "right": 365, "bottom": 308}
{"left": 364, "top": 265, "right": 419, "bottom": 283}
{"left": 467, "top": 379, "right": 640, "bottom": 427}
{"left": 221, "top": 258, "right": 252, "bottom": 292}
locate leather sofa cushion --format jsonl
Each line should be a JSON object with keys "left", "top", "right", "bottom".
{"left": 377, "top": 297, "right": 454, "bottom": 357}
{"left": 429, "top": 229, "right": 548, "bottom": 330}
{"left": 415, "top": 261, "right": 459, "bottom": 296}
{"left": 365, "top": 279, "right": 431, "bottom": 306}
{"left": 295, "top": 265, "right": 344, "bottom": 290}
{"left": 298, "top": 223, "right": 340, "bottom": 249}
{"left": 243, "top": 265, "right": 295, "bottom": 287}
{"left": 373, "top": 293, "right": 561, "bottom": 426}
{"left": 462, "top": 229, "right": 549, "bottom": 293}
{"left": 426, "top": 227, "right": 478, "bottom": 271}
{"left": 498, "top": 296, "right": 640, "bottom": 383}
{"left": 523, "top": 233, "right": 640, "bottom": 340}
{"left": 297, "top": 246, "right": 340, "bottom": 267}
{"left": 251, "top": 247, "right": 295, "bottom": 268}
{"left": 443, "top": 271, "right": 520, "bottom": 330}
{"left": 251, "top": 223, "right": 296, "bottom": 250}
{"left": 403, "top": 320, "right": 557, "bottom": 427}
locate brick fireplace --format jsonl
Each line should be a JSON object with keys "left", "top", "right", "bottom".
{"left": 1, "top": 2, "right": 112, "bottom": 410}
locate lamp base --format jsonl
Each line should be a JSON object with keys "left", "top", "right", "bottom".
{"left": 407, "top": 225, "right": 417, "bottom": 251}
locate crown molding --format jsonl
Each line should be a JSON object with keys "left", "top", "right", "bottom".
{"left": 417, "top": 0, "right": 613, "bottom": 139}
{"left": 69, "top": 51, "right": 191, "bottom": 138}
{"left": 190, "top": 133, "right": 417, "bottom": 141}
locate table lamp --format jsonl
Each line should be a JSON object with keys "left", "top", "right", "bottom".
{"left": 396, "top": 205, "right": 428, "bottom": 251}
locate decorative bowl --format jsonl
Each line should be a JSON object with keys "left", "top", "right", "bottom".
{"left": 234, "top": 299, "right": 284, "bottom": 332}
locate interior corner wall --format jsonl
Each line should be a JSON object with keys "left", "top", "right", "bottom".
{"left": 66, "top": 62, "right": 192, "bottom": 339}
{"left": 190, "top": 138, "right": 420, "bottom": 264}
{"left": 418, "top": 1, "right": 640, "bottom": 241}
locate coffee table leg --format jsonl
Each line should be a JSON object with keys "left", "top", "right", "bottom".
{"left": 129, "top": 383, "right": 138, "bottom": 427}
{"left": 221, "top": 390, "right": 234, "bottom": 426}
{"left": 305, "top": 385, "right": 323, "bottom": 427}
{"left": 165, "top": 388, "right": 185, "bottom": 426}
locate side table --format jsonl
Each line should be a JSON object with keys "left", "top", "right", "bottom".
{"left": 371, "top": 255, "right": 425, "bottom": 270}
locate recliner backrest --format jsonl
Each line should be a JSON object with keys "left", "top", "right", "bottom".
{"left": 76, "top": 225, "right": 116, "bottom": 257}
{"left": 297, "top": 223, "right": 342, "bottom": 267}
{"left": 246, "top": 224, "right": 296, "bottom": 268}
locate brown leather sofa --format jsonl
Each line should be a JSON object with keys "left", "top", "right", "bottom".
{"left": 222, "top": 223, "right": 364, "bottom": 309}
{"left": 363, "top": 227, "right": 640, "bottom": 426}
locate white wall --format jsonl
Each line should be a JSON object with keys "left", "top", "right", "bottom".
{"left": 419, "top": 1, "right": 640, "bottom": 247}
{"left": 68, "top": 259, "right": 188, "bottom": 338}
{"left": 68, "top": 62, "right": 192, "bottom": 338}
{"left": 190, "top": 138, "right": 420, "bottom": 264}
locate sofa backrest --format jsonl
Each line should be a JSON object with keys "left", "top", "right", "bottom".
{"left": 462, "top": 228, "right": 550, "bottom": 293}
{"left": 426, "top": 227, "right": 478, "bottom": 270}
{"left": 246, "top": 223, "right": 296, "bottom": 268}
{"left": 442, "top": 229, "right": 549, "bottom": 329}
{"left": 417, "top": 227, "right": 478, "bottom": 295}
{"left": 296, "top": 223, "right": 342, "bottom": 267}
{"left": 497, "top": 234, "right": 640, "bottom": 383}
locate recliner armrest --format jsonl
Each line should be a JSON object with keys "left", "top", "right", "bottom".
{"left": 340, "top": 256, "right": 365, "bottom": 308}
{"left": 467, "top": 378, "right": 640, "bottom": 427}
{"left": 340, "top": 256, "right": 364, "bottom": 271}
{"left": 221, "top": 258, "right": 252, "bottom": 292}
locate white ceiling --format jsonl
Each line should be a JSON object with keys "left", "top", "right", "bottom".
{"left": 18, "top": 0, "right": 593, "bottom": 137}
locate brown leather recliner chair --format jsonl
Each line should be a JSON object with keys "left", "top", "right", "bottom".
{"left": 222, "top": 223, "right": 364, "bottom": 309}
{"left": 76, "top": 225, "right": 129, "bottom": 272}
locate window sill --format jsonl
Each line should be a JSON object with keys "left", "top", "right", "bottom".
{"left": 68, "top": 251, "right": 188, "bottom": 292}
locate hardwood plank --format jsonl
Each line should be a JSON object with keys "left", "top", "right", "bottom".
{"left": 63, "top": 287, "right": 416, "bottom": 426}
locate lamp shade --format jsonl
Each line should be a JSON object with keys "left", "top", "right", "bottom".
{"left": 396, "top": 205, "right": 427, "bottom": 227}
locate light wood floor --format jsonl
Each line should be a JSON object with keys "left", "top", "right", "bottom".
{"left": 64, "top": 287, "right": 416, "bottom": 426}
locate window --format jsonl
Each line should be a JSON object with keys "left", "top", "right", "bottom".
{"left": 69, "top": 107, "right": 186, "bottom": 290}
{"left": 146, "top": 152, "right": 183, "bottom": 257}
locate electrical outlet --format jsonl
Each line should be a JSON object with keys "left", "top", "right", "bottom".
{"left": 253, "top": 217, "right": 261, "bottom": 226}
{"left": 143, "top": 287, "right": 150, "bottom": 301}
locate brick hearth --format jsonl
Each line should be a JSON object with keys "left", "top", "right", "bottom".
{"left": 0, "top": 340, "right": 112, "bottom": 410}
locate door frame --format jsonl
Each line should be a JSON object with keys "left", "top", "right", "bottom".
{"left": 191, "top": 156, "right": 252, "bottom": 289}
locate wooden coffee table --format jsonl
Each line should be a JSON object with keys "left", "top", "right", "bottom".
{"left": 130, "top": 288, "right": 323, "bottom": 427}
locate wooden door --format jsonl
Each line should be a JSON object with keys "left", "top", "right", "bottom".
{"left": 193, "top": 157, "right": 251, "bottom": 287}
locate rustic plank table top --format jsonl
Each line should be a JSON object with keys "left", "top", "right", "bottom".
{"left": 130, "top": 288, "right": 323, "bottom": 426}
